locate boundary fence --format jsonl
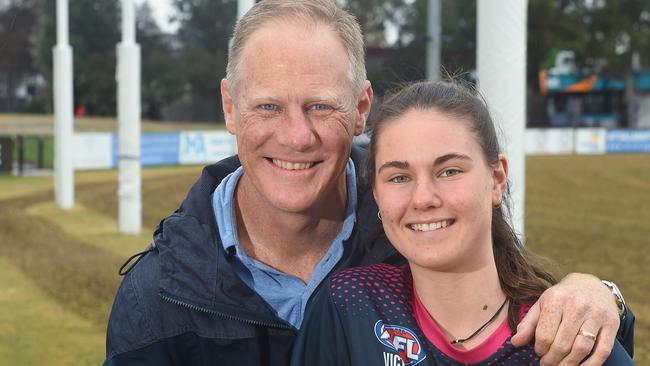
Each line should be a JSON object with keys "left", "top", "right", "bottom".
{"left": 2, "top": 128, "right": 649, "bottom": 174}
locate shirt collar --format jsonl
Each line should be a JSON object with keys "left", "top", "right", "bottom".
{"left": 212, "top": 159, "right": 358, "bottom": 255}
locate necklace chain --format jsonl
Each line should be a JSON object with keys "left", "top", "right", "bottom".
{"left": 450, "top": 298, "right": 509, "bottom": 346}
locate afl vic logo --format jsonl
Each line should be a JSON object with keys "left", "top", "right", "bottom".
{"left": 374, "top": 320, "right": 426, "bottom": 366}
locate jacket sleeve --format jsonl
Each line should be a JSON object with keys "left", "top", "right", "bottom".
{"left": 603, "top": 340, "right": 636, "bottom": 365}
{"left": 290, "top": 284, "right": 351, "bottom": 366}
{"left": 104, "top": 273, "right": 171, "bottom": 365}
{"left": 616, "top": 306, "right": 635, "bottom": 358}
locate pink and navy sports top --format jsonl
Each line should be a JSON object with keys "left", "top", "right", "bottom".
{"left": 290, "top": 263, "right": 635, "bottom": 366}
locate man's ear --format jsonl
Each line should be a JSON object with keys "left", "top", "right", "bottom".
{"left": 492, "top": 154, "right": 509, "bottom": 206}
{"left": 221, "top": 79, "right": 236, "bottom": 134}
{"left": 353, "top": 80, "right": 373, "bottom": 136}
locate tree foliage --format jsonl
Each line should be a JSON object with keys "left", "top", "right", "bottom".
{"left": 34, "top": 0, "right": 120, "bottom": 115}
{"left": 137, "top": 2, "right": 185, "bottom": 120}
{"left": 0, "top": 0, "right": 38, "bottom": 111}
{"left": 527, "top": 0, "right": 650, "bottom": 89}
{"left": 3, "top": 0, "right": 646, "bottom": 121}
{"left": 170, "top": 0, "right": 236, "bottom": 121}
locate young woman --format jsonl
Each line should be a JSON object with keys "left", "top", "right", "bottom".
{"left": 290, "top": 81, "right": 634, "bottom": 365}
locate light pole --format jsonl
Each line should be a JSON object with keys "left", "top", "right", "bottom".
{"left": 426, "top": 0, "right": 441, "bottom": 81}
{"left": 117, "top": 0, "right": 142, "bottom": 234}
{"left": 477, "top": 0, "right": 528, "bottom": 238}
{"left": 53, "top": 0, "right": 74, "bottom": 209}
{"left": 238, "top": 0, "right": 255, "bottom": 19}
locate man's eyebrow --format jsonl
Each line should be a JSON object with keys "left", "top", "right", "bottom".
{"left": 378, "top": 160, "right": 409, "bottom": 173}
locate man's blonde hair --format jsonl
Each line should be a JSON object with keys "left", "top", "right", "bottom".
{"left": 226, "top": 0, "right": 366, "bottom": 97}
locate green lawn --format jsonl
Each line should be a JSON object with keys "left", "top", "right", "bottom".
{"left": 525, "top": 154, "right": 650, "bottom": 364}
{"left": 0, "top": 155, "right": 647, "bottom": 365}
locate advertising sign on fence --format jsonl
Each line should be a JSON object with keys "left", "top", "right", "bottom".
{"left": 575, "top": 128, "right": 607, "bottom": 154}
{"left": 139, "top": 132, "right": 180, "bottom": 166}
{"left": 73, "top": 131, "right": 237, "bottom": 170}
{"left": 525, "top": 129, "right": 574, "bottom": 155}
{"left": 179, "top": 131, "right": 236, "bottom": 165}
{"left": 73, "top": 133, "right": 113, "bottom": 170}
{"left": 607, "top": 129, "right": 650, "bottom": 153}
{"left": 70, "top": 128, "right": 650, "bottom": 170}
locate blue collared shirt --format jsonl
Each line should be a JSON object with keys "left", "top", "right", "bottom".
{"left": 212, "top": 159, "right": 357, "bottom": 328}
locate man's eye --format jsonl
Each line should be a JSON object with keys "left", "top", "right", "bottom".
{"left": 259, "top": 104, "right": 278, "bottom": 111}
{"left": 389, "top": 175, "right": 410, "bottom": 183}
{"left": 440, "top": 169, "right": 461, "bottom": 177}
{"left": 309, "top": 104, "right": 330, "bottom": 111}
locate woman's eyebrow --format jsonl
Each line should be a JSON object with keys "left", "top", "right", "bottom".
{"left": 434, "top": 153, "right": 472, "bottom": 166}
{"left": 378, "top": 160, "right": 409, "bottom": 173}
{"left": 377, "top": 153, "right": 473, "bottom": 174}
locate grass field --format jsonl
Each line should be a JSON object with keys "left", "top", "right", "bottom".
{"left": 0, "top": 154, "right": 648, "bottom": 365}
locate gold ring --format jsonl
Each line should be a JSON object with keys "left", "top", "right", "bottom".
{"left": 579, "top": 330, "right": 597, "bottom": 342}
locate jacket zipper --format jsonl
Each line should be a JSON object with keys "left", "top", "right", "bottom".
{"left": 159, "top": 292, "right": 293, "bottom": 330}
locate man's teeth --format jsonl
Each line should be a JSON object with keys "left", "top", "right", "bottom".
{"left": 272, "top": 159, "right": 314, "bottom": 170}
{"left": 410, "top": 220, "right": 451, "bottom": 232}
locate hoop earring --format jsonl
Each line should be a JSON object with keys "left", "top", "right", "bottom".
{"left": 377, "top": 211, "right": 382, "bottom": 221}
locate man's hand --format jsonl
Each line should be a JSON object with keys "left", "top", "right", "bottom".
{"left": 511, "top": 273, "right": 620, "bottom": 366}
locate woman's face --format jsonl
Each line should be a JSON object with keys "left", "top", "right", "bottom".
{"left": 372, "top": 108, "right": 508, "bottom": 273}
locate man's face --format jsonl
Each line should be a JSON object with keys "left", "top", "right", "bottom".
{"left": 221, "top": 21, "right": 372, "bottom": 215}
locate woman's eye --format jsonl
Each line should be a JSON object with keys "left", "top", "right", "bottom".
{"left": 389, "top": 175, "right": 410, "bottom": 183}
{"left": 440, "top": 169, "right": 461, "bottom": 177}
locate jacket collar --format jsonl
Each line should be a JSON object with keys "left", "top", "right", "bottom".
{"left": 153, "top": 145, "right": 396, "bottom": 325}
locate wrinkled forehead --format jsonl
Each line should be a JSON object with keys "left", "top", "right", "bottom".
{"left": 237, "top": 19, "right": 353, "bottom": 88}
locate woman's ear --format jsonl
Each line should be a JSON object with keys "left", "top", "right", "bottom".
{"left": 492, "top": 154, "right": 508, "bottom": 206}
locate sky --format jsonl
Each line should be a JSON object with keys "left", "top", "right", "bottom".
{"left": 137, "top": 0, "right": 178, "bottom": 33}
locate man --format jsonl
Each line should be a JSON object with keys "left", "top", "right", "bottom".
{"left": 104, "top": 1, "right": 633, "bottom": 365}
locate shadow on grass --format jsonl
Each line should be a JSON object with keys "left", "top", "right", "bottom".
{"left": 0, "top": 169, "right": 201, "bottom": 327}
{"left": 0, "top": 191, "right": 123, "bottom": 326}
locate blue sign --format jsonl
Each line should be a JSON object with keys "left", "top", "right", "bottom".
{"left": 112, "top": 132, "right": 181, "bottom": 166}
{"left": 606, "top": 129, "right": 650, "bottom": 153}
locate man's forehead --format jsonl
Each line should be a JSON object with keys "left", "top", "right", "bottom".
{"left": 242, "top": 18, "right": 348, "bottom": 60}
{"left": 246, "top": 89, "right": 348, "bottom": 104}
{"left": 236, "top": 19, "right": 353, "bottom": 96}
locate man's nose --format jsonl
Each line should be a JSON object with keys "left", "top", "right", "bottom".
{"left": 277, "top": 108, "right": 317, "bottom": 151}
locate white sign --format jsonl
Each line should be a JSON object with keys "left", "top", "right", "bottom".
{"left": 575, "top": 128, "right": 607, "bottom": 154}
{"left": 179, "top": 131, "right": 236, "bottom": 165}
{"left": 73, "top": 132, "right": 113, "bottom": 169}
{"left": 525, "top": 129, "right": 574, "bottom": 155}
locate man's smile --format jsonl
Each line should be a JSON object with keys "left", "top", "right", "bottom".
{"left": 269, "top": 158, "right": 321, "bottom": 171}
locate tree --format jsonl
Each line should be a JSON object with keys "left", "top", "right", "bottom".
{"left": 582, "top": 0, "right": 650, "bottom": 74}
{"left": 528, "top": 0, "right": 650, "bottom": 82}
{"left": 170, "top": 0, "right": 237, "bottom": 122}
{"left": 340, "top": 0, "right": 407, "bottom": 47}
{"left": 0, "top": 0, "right": 38, "bottom": 111}
{"left": 137, "top": 1, "right": 185, "bottom": 120}
{"left": 343, "top": 0, "right": 477, "bottom": 95}
{"left": 34, "top": 0, "right": 120, "bottom": 115}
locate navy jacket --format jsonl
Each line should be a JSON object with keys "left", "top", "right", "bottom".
{"left": 104, "top": 146, "right": 402, "bottom": 365}
{"left": 291, "top": 264, "right": 636, "bottom": 366}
